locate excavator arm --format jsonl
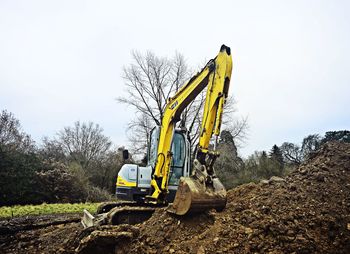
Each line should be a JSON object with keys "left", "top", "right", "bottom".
{"left": 148, "top": 45, "right": 233, "bottom": 213}
{"left": 197, "top": 45, "right": 232, "bottom": 174}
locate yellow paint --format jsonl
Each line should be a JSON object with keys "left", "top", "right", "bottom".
{"left": 148, "top": 45, "right": 233, "bottom": 202}
{"left": 116, "top": 175, "right": 136, "bottom": 187}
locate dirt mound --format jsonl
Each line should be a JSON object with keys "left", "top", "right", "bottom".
{"left": 120, "top": 141, "right": 350, "bottom": 253}
{"left": 1, "top": 141, "right": 350, "bottom": 253}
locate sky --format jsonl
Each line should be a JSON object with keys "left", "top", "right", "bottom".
{"left": 0, "top": 0, "right": 349, "bottom": 157}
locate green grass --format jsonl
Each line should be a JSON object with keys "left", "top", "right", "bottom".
{"left": 0, "top": 203, "right": 101, "bottom": 218}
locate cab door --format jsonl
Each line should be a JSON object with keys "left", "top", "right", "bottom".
{"left": 168, "top": 132, "right": 186, "bottom": 186}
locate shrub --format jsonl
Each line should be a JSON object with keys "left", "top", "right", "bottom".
{"left": 36, "top": 161, "right": 89, "bottom": 203}
{"left": 86, "top": 186, "right": 113, "bottom": 203}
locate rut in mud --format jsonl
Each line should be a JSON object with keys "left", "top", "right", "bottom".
{"left": 1, "top": 141, "right": 350, "bottom": 254}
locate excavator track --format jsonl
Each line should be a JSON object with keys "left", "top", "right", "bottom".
{"left": 107, "top": 206, "right": 156, "bottom": 225}
{"left": 82, "top": 201, "right": 163, "bottom": 228}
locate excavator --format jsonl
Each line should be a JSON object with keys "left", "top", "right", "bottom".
{"left": 82, "top": 44, "right": 233, "bottom": 227}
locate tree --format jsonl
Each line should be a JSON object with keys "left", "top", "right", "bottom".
{"left": 56, "top": 121, "right": 112, "bottom": 170}
{"left": 36, "top": 161, "right": 89, "bottom": 203}
{"left": 301, "top": 134, "right": 322, "bottom": 159}
{"left": 117, "top": 51, "right": 191, "bottom": 154}
{"left": 126, "top": 112, "right": 154, "bottom": 155}
{"left": 118, "top": 50, "right": 248, "bottom": 155}
{"left": 120, "top": 51, "right": 190, "bottom": 125}
{"left": 0, "top": 145, "right": 43, "bottom": 205}
{"left": 257, "top": 151, "right": 278, "bottom": 178}
{"left": 0, "top": 111, "right": 119, "bottom": 204}
{"left": 39, "top": 137, "right": 66, "bottom": 162}
{"left": 269, "top": 144, "right": 284, "bottom": 169}
{"left": 42, "top": 121, "right": 127, "bottom": 195}
{"left": 321, "top": 130, "right": 350, "bottom": 144}
{"left": 244, "top": 152, "right": 259, "bottom": 180}
{"left": 88, "top": 147, "right": 128, "bottom": 193}
{"left": 0, "top": 110, "right": 34, "bottom": 152}
{"left": 215, "top": 130, "right": 244, "bottom": 188}
{"left": 220, "top": 129, "right": 235, "bottom": 145}
{"left": 0, "top": 110, "right": 40, "bottom": 205}
{"left": 225, "top": 115, "right": 249, "bottom": 146}
{"left": 280, "top": 142, "right": 303, "bottom": 165}
{"left": 240, "top": 149, "right": 283, "bottom": 185}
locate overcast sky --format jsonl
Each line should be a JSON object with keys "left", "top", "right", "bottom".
{"left": 1, "top": 0, "right": 349, "bottom": 157}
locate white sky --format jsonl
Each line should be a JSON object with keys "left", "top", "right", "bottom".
{"left": 1, "top": 0, "right": 349, "bottom": 157}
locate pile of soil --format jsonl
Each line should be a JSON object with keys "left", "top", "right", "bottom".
{"left": 1, "top": 141, "right": 350, "bottom": 253}
{"left": 78, "top": 141, "right": 350, "bottom": 254}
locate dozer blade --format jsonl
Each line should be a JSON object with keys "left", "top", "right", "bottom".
{"left": 168, "top": 176, "right": 227, "bottom": 215}
{"left": 82, "top": 209, "right": 96, "bottom": 228}
{"left": 82, "top": 209, "right": 109, "bottom": 228}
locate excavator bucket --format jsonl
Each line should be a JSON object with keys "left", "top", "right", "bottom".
{"left": 168, "top": 176, "right": 227, "bottom": 215}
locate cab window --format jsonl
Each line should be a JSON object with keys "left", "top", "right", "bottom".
{"left": 128, "top": 167, "right": 137, "bottom": 180}
{"left": 171, "top": 133, "right": 185, "bottom": 167}
{"left": 169, "top": 133, "right": 185, "bottom": 185}
{"left": 148, "top": 127, "right": 160, "bottom": 166}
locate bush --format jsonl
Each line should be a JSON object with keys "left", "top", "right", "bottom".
{"left": 36, "top": 161, "right": 89, "bottom": 203}
{"left": 86, "top": 186, "right": 113, "bottom": 203}
{"left": 0, "top": 145, "right": 43, "bottom": 205}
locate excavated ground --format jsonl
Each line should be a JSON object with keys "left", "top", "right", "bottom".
{"left": 1, "top": 141, "right": 350, "bottom": 254}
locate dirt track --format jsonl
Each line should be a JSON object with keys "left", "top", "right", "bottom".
{"left": 1, "top": 141, "right": 350, "bottom": 253}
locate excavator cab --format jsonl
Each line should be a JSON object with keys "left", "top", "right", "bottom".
{"left": 149, "top": 127, "right": 191, "bottom": 187}
{"left": 116, "top": 127, "right": 191, "bottom": 203}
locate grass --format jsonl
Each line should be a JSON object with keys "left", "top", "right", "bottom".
{"left": 0, "top": 202, "right": 101, "bottom": 218}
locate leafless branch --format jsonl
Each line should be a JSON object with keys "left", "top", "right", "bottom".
{"left": 118, "top": 50, "right": 248, "bottom": 156}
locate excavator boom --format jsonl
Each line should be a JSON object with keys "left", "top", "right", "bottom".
{"left": 148, "top": 45, "right": 233, "bottom": 215}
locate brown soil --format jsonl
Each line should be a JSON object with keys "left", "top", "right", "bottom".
{"left": 0, "top": 214, "right": 81, "bottom": 253}
{"left": 1, "top": 141, "right": 350, "bottom": 254}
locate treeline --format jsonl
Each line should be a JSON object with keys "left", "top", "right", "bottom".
{"left": 1, "top": 108, "right": 349, "bottom": 206}
{"left": 0, "top": 110, "right": 128, "bottom": 206}
{"left": 215, "top": 130, "right": 350, "bottom": 189}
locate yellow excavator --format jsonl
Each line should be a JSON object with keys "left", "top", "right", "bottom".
{"left": 82, "top": 44, "right": 233, "bottom": 227}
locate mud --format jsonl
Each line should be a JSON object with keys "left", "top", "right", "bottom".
{"left": 0, "top": 214, "right": 82, "bottom": 253}
{"left": 1, "top": 141, "right": 350, "bottom": 253}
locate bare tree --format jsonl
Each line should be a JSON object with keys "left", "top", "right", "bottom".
{"left": 280, "top": 142, "right": 303, "bottom": 165}
{"left": 222, "top": 97, "right": 249, "bottom": 147}
{"left": 40, "top": 137, "right": 66, "bottom": 162}
{"left": 0, "top": 110, "right": 34, "bottom": 152}
{"left": 118, "top": 51, "right": 189, "bottom": 124}
{"left": 57, "top": 121, "right": 112, "bottom": 169}
{"left": 301, "top": 134, "right": 322, "bottom": 159}
{"left": 118, "top": 50, "right": 248, "bottom": 155}
{"left": 117, "top": 51, "right": 197, "bottom": 154}
{"left": 126, "top": 112, "right": 154, "bottom": 155}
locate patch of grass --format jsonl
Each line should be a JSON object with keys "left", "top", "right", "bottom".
{"left": 0, "top": 203, "right": 101, "bottom": 218}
